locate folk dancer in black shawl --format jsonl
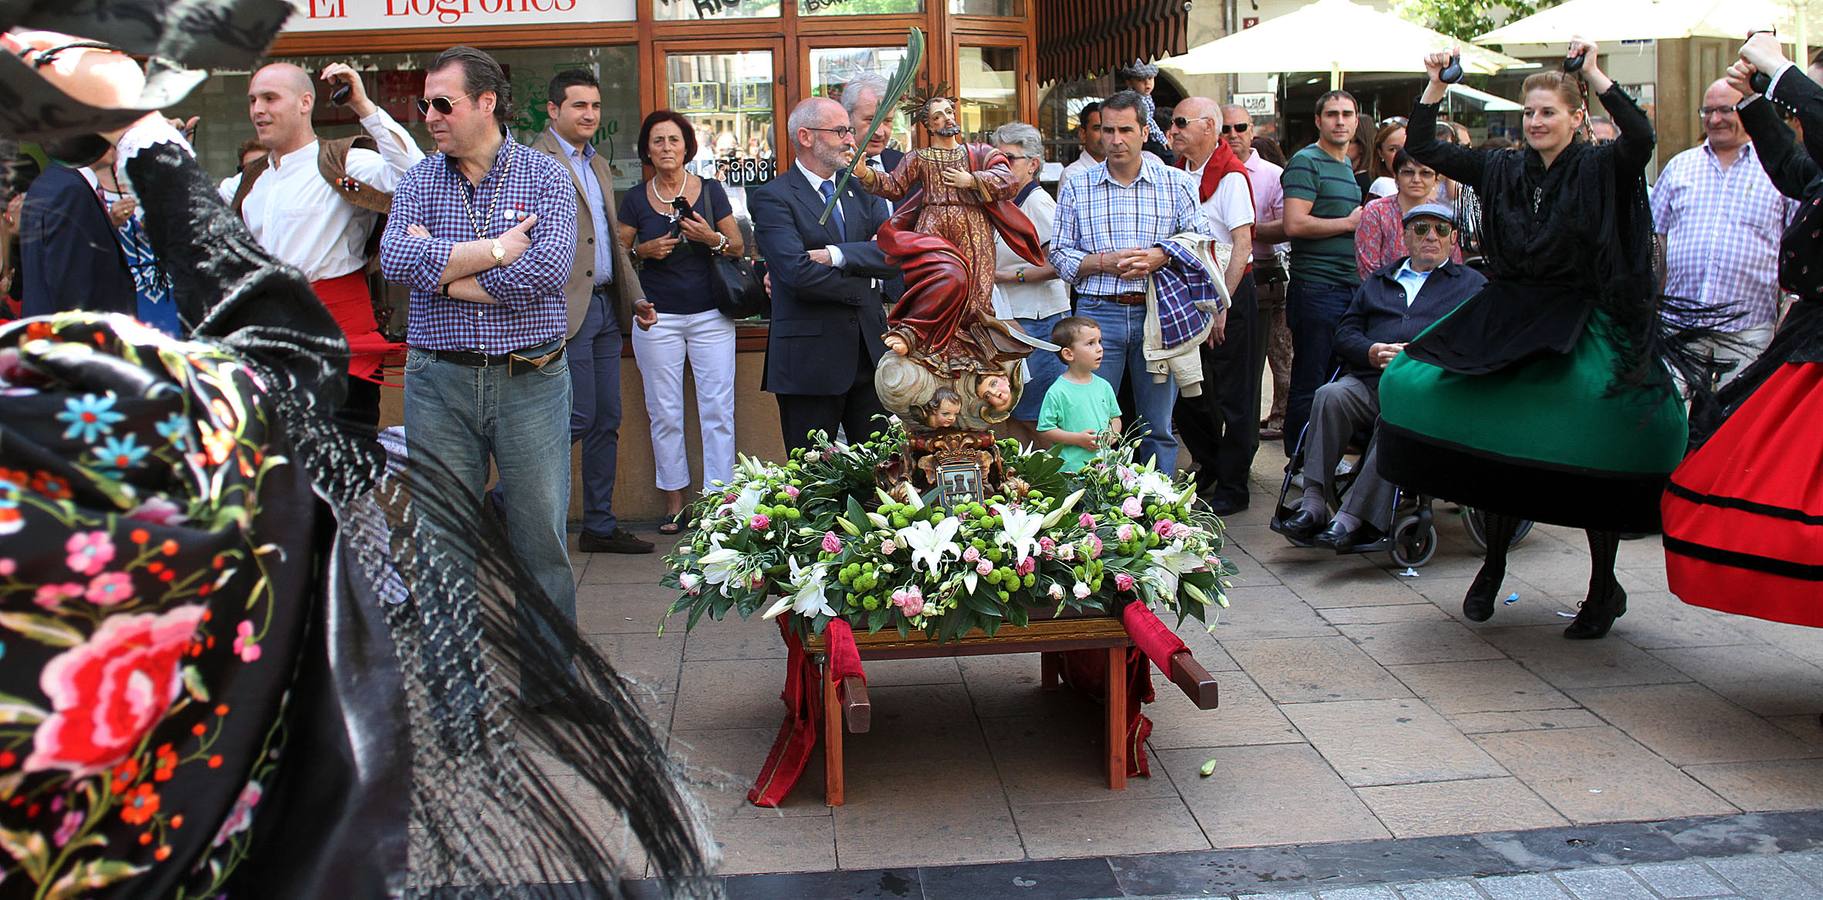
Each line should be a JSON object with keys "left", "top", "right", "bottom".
{"left": 1661, "top": 32, "right": 1823, "bottom": 628}
{"left": 1375, "top": 41, "right": 1692, "bottom": 640}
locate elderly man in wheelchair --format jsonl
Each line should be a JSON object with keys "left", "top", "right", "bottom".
{"left": 1272, "top": 203, "right": 1486, "bottom": 554}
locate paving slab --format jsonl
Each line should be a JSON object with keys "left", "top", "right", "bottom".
{"left": 1472, "top": 727, "right": 1736, "bottom": 825}
{"left": 1282, "top": 698, "right": 1507, "bottom": 787}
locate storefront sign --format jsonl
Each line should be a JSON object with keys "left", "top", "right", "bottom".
{"left": 1233, "top": 92, "right": 1275, "bottom": 117}
{"left": 285, "top": 0, "right": 634, "bottom": 31}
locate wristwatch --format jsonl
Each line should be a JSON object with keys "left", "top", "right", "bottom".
{"left": 491, "top": 239, "right": 506, "bottom": 266}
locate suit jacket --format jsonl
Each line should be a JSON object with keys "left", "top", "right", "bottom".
{"left": 1743, "top": 92, "right": 1823, "bottom": 202}
{"left": 1334, "top": 258, "right": 1486, "bottom": 383}
{"left": 876, "top": 147, "right": 905, "bottom": 173}
{"left": 20, "top": 165, "right": 135, "bottom": 318}
{"left": 529, "top": 130, "right": 645, "bottom": 338}
{"left": 751, "top": 163, "right": 897, "bottom": 396}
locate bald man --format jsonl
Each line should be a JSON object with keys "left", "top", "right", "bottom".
{"left": 219, "top": 62, "right": 424, "bottom": 425}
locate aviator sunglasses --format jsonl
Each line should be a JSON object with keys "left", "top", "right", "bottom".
{"left": 416, "top": 93, "right": 471, "bottom": 116}
{"left": 1408, "top": 222, "right": 1453, "bottom": 237}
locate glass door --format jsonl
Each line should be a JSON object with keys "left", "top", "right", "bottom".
{"left": 654, "top": 40, "right": 785, "bottom": 231}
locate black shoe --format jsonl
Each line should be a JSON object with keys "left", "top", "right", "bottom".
{"left": 578, "top": 528, "right": 655, "bottom": 554}
{"left": 1462, "top": 564, "right": 1504, "bottom": 623}
{"left": 1564, "top": 584, "right": 1627, "bottom": 640}
{"left": 1313, "top": 521, "right": 1382, "bottom": 554}
{"left": 1204, "top": 495, "right": 1249, "bottom": 516}
{"left": 1272, "top": 509, "right": 1324, "bottom": 543}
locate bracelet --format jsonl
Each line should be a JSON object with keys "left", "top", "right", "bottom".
{"left": 1016, "top": 267, "right": 1026, "bottom": 284}
{"left": 714, "top": 234, "right": 731, "bottom": 254}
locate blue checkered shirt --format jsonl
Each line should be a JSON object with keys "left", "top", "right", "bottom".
{"left": 1650, "top": 140, "right": 1795, "bottom": 331}
{"left": 1152, "top": 240, "right": 1219, "bottom": 348}
{"left": 381, "top": 136, "right": 577, "bottom": 353}
{"left": 1050, "top": 158, "right": 1209, "bottom": 298}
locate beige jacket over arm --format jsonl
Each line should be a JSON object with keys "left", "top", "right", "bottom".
{"left": 530, "top": 129, "right": 645, "bottom": 338}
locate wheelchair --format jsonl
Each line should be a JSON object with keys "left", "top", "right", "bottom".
{"left": 1266, "top": 377, "right": 1533, "bottom": 568}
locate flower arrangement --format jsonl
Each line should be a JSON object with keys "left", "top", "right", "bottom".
{"left": 662, "top": 422, "right": 1237, "bottom": 641}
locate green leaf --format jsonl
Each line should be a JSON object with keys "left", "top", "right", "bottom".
{"left": 0, "top": 826, "right": 50, "bottom": 882}
{"left": 0, "top": 613, "right": 84, "bottom": 648}
{"left": 181, "top": 666, "right": 210, "bottom": 703}
{"left": 47, "top": 858, "right": 150, "bottom": 900}
{"left": 0, "top": 691, "right": 46, "bottom": 726}
{"left": 867, "top": 605, "right": 888, "bottom": 633}
{"left": 961, "top": 591, "right": 1004, "bottom": 619}
{"left": 845, "top": 495, "right": 870, "bottom": 530}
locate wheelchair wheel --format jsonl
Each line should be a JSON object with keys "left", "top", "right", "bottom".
{"left": 1390, "top": 514, "right": 1438, "bottom": 568}
{"left": 1462, "top": 507, "right": 1534, "bottom": 552}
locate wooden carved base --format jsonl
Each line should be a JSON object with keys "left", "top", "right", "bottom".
{"left": 874, "top": 429, "right": 1028, "bottom": 506}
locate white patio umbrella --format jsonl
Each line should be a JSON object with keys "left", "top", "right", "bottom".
{"left": 1163, "top": 0, "right": 1527, "bottom": 88}
{"left": 1477, "top": 0, "right": 1793, "bottom": 44}
{"left": 1447, "top": 83, "right": 1522, "bottom": 111}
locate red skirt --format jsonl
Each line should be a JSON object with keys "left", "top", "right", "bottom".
{"left": 1662, "top": 363, "right": 1823, "bottom": 627}
{"left": 310, "top": 271, "right": 399, "bottom": 383}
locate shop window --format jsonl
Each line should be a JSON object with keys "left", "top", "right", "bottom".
{"left": 663, "top": 49, "right": 777, "bottom": 226}
{"left": 957, "top": 46, "right": 1019, "bottom": 142}
{"left": 810, "top": 47, "right": 913, "bottom": 155}
{"left": 171, "top": 47, "right": 642, "bottom": 191}
{"left": 799, "top": 0, "right": 922, "bottom": 14}
{"left": 653, "top": 0, "right": 781, "bottom": 20}
{"left": 949, "top": 0, "right": 1020, "bottom": 13}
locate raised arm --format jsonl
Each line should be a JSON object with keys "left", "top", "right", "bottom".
{"left": 1410, "top": 52, "right": 1493, "bottom": 188}
{"left": 852, "top": 152, "right": 921, "bottom": 202}
{"left": 1741, "top": 95, "right": 1817, "bottom": 199}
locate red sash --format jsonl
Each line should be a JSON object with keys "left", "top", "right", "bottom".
{"left": 1179, "top": 143, "right": 1256, "bottom": 276}
{"left": 309, "top": 271, "right": 400, "bottom": 383}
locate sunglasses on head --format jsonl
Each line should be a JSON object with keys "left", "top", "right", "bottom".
{"left": 1220, "top": 122, "right": 1250, "bottom": 134}
{"left": 1408, "top": 221, "right": 1453, "bottom": 237}
{"left": 416, "top": 93, "right": 471, "bottom": 116}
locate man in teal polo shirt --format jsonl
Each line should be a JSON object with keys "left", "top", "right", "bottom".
{"left": 1279, "top": 89, "right": 1363, "bottom": 452}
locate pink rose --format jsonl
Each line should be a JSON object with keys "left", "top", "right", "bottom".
{"left": 1153, "top": 519, "right": 1175, "bottom": 536}
{"left": 1116, "top": 524, "right": 1136, "bottom": 543}
{"left": 880, "top": 539, "right": 897, "bottom": 555}
{"left": 1016, "top": 557, "right": 1036, "bottom": 576}
{"left": 749, "top": 514, "right": 771, "bottom": 530}
{"left": 1048, "top": 583, "right": 1065, "bottom": 600}
{"left": 33, "top": 583, "right": 83, "bottom": 611}
{"left": 64, "top": 532, "right": 114, "bottom": 577}
{"left": 84, "top": 572, "right": 134, "bottom": 606}
{"left": 1170, "top": 522, "right": 1193, "bottom": 540}
{"left": 1086, "top": 534, "right": 1104, "bottom": 558}
{"left": 821, "top": 531, "right": 842, "bottom": 554}
{"left": 233, "top": 620, "right": 261, "bottom": 663}
{"left": 1078, "top": 513, "right": 1097, "bottom": 529}
{"left": 212, "top": 781, "right": 264, "bottom": 848}
{"left": 1072, "top": 582, "right": 1091, "bottom": 599}
{"left": 895, "top": 588, "right": 925, "bottom": 617}
{"left": 785, "top": 485, "right": 801, "bottom": 499}
{"left": 724, "top": 492, "right": 739, "bottom": 504}
{"left": 1115, "top": 573, "right": 1136, "bottom": 592}
{"left": 1038, "top": 537, "right": 1056, "bottom": 557}
{"left": 25, "top": 606, "right": 205, "bottom": 777}
{"left": 976, "top": 559, "right": 994, "bottom": 576}
{"left": 962, "top": 546, "right": 979, "bottom": 563}
{"left": 1121, "top": 497, "right": 1143, "bottom": 518}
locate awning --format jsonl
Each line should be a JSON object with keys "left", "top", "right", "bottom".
{"left": 1447, "top": 83, "right": 1522, "bottom": 111}
{"left": 1037, "top": 0, "right": 1193, "bottom": 84}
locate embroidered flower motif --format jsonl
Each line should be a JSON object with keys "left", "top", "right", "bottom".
{"left": 233, "top": 621, "right": 261, "bottom": 663}
{"left": 0, "top": 471, "right": 22, "bottom": 536}
{"left": 212, "top": 781, "right": 263, "bottom": 848}
{"left": 154, "top": 413, "right": 193, "bottom": 450}
{"left": 65, "top": 531, "right": 115, "bottom": 576}
{"left": 120, "top": 782, "right": 160, "bottom": 825}
{"left": 198, "top": 425, "right": 235, "bottom": 466}
{"left": 126, "top": 496, "right": 187, "bottom": 526}
{"left": 57, "top": 394, "right": 125, "bottom": 442}
{"left": 24, "top": 605, "right": 206, "bottom": 777}
{"left": 92, "top": 433, "right": 150, "bottom": 471}
{"left": 84, "top": 572, "right": 135, "bottom": 607}
{"left": 52, "top": 810, "right": 83, "bottom": 847}
{"left": 29, "top": 470, "right": 73, "bottom": 501}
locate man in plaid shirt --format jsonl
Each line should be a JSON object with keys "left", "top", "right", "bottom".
{"left": 380, "top": 46, "right": 580, "bottom": 712}
{"left": 1051, "top": 90, "right": 1210, "bottom": 471}
{"left": 1652, "top": 77, "right": 1796, "bottom": 388}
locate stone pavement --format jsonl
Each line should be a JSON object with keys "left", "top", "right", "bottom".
{"left": 573, "top": 441, "right": 1823, "bottom": 892}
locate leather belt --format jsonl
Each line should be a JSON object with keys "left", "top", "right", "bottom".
{"left": 1086, "top": 292, "right": 1148, "bottom": 306}
{"left": 424, "top": 339, "right": 565, "bottom": 371}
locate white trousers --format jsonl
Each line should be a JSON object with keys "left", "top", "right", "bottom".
{"left": 632, "top": 308, "right": 737, "bottom": 492}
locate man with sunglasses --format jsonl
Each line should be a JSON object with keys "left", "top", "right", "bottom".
{"left": 1222, "top": 103, "right": 1293, "bottom": 442}
{"left": 1167, "top": 96, "right": 1260, "bottom": 514}
{"left": 1276, "top": 203, "right": 1483, "bottom": 551}
{"left": 379, "top": 46, "right": 582, "bottom": 713}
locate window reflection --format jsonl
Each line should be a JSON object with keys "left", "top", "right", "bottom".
{"left": 958, "top": 46, "right": 1019, "bottom": 142}
{"left": 665, "top": 50, "right": 777, "bottom": 227}
{"left": 653, "top": 0, "right": 781, "bottom": 20}
{"left": 800, "top": 0, "right": 921, "bottom": 14}
{"left": 949, "top": 0, "right": 1020, "bottom": 12}
{"left": 811, "top": 47, "right": 912, "bottom": 157}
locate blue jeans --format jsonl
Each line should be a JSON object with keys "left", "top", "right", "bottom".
{"left": 404, "top": 345, "right": 576, "bottom": 701}
{"left": 1080, "top": 295, "right": 1178, "bottom": 471}
{"left": 1284, "top": 280, "right": 1356, "bottom": 455}
{"left": 570, "top": 289, "right": 622, "bottom": 537}
{"left": 1012, "top": 311, "right": 1069, "bottom": 423}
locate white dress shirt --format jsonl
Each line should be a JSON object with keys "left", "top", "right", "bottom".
{"left": 1184, "top": 157, "right": 1255, "bottom": 245}
{"left": 217, "top": 108, "right": 423, "bottom": 282}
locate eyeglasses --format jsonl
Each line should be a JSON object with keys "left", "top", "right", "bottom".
{"left": 417, "top": 93, "right": 471, "bottom": 116}
{"left": 805, "top": 125, "right": 858, "bottom": 137}
{"left": 1395, "top": 168, "right": 1435, "bottom": 179}
{"left": 1220, "top": 122, "right": 1250, "bottom": 134}
{"left": 1170, "top": 115, "right": 1214, "bottom": 130}
{"left": 1697, "top": 105, "right": 1737, "bottom": 118}
{"left": 1408, "top": 222, "right": 1453, "bottom": 237}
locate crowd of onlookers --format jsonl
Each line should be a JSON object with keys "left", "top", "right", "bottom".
{"left": 1, "top": 44, "right": 1801, "bottom": 641}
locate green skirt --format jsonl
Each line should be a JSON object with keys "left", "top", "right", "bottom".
{"left": 1375, "top": 313, "right": 1687, "bottom": 533}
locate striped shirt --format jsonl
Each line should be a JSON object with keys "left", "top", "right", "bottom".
{"left": 380, "top": 136, "right": 577, "bottom": 353}
{"left": 1281, "top": 143, "right": 1362, "bottom": 287}
{"left": 1050, "top": 157, "right": 1208, "bottom": 298}
{"left": 1650, "top": 140, "right": 1794, "bottom": 331}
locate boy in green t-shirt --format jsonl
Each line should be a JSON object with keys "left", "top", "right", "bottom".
{"left": 1037, "top": 316, "right": 1122, "bottom": 472}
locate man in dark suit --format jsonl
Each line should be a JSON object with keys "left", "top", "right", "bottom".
{"left": 20, "top": 162, "right": 135, "bottom": 318}
{"left": 842, "top": 73, "right": 904, "bottom": 174}
{"left": 752, "top": 96, "right": 898, "bottom": 451}
{"left": 1275, "top": 203, "right": 1486, "bottom": 551}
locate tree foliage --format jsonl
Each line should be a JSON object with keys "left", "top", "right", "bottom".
{"left": 1394, "top": 0, "right": 1565, "bottom": 43}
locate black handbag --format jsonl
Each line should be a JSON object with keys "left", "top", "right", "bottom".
{"left": 709, "top": 251, "right": 766, "bottom": 319}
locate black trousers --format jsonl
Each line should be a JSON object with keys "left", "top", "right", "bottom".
{"left": 1176, "top": 273, "right": 1266, "bottom": 505}
{"left": 776, "top": 346, "right": 888, "bottom": 453}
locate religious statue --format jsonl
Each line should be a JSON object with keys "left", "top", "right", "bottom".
{"left": 852, "top": 91, "right": 1048, "bottom": 389}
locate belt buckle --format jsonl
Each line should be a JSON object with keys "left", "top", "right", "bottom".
{"left": 508, "top": 342, "right": 563, "bottom": 376}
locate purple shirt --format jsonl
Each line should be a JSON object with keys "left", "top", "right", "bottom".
{"left": 381, "top": 135, "right": 576, "bottom": 353}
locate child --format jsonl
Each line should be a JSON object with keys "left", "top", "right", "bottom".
{"left": 1037, "top": 316, "right": 1121, "bottom": 472}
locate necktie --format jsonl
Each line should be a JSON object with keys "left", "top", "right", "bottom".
{"left": 818, "top": 179, "right": 845, "bottom": 237}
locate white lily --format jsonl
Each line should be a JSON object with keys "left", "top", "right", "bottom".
{"left": 1146, "top": 540, "right": 1205, "bottom": 598}
{"left": 698, "top": 534, "right": 744, "bottom": 596}
{"left": 725, "top": 485, "right": 764, "bottom": 523}
{"left": 992, "top": 503, "right": 1044, "bottom": 565}
{"left": 1039, "top": 488, "right": 1087, "bottom": 529}
{"left": 763, "top": 556, "right": 837, "bottom": 620}
{"left": 898, "top": 516, "right": 962, "bottom": 572}
{"left": 1134, "top": 468, "right": 1179, "bottom": 503}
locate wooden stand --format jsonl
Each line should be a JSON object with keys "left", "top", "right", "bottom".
{"left": 805, "top": 615, "right": 1220, "bottom": 806}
